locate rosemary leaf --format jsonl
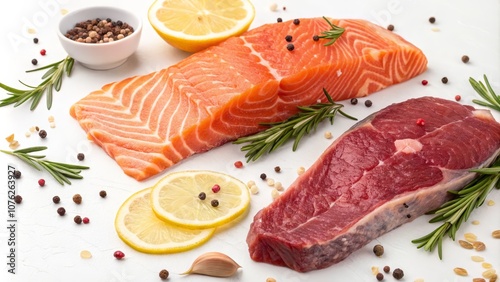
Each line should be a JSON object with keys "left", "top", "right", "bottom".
{"left": 470, "top": 75, "right": 500, "bottom": 112}
{"left": 318, "top": 16, "right": 345, "bottom": 46}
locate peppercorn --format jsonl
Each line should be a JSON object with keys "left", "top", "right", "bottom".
{"left": 373, "top": 244, "right": 384, "bottom": 256}
{"left": 39, "top": 129, "right": 47, "bottom": 138}
{"left": 234, "top": 161, "right": 243, "bottom": 168}
{"left": 421, "top": 79, "right": 428, "bottom": 86}
{"left": 387, "top": 24, "right": 394, "bottom": 31}
{"left": 376, "top": 273, "right": 384, "bottom": 281}
{"left": 73, "top": 194, "right": 82, "bottom": 204}
{"left": 286, "top": 43, "right": 295, "bottom": 51}
{"left": 57, "top": 207, "right": 66, "bottom": 216}
{"left": 38, "top": 179, "right": 45, "bottom": 187}
{"left": 40, "top": 49, "right": 46, "bottom": 56}
{"left": 83, "top": 217, "right": 90, "bottom": 224}
{"left": 274, "top": 166, "right": 281, "bottom": 173}
{"left": 77, "top": 153, "right": 85, "bottom": 161}
{"left": 285, "top": 35, "right": 292, "bottom": 42}
{"left": 74, "top": 215, "right": 82, "bottom": 224}
{"left": 429, "top": 17, "right": 436, "bottom": 23}
{"left": 293, "top": 19, "right": 300, "bottom": 25}
{"left": 211, "top": 184, "right": 221, "bottom": 193}
{"left": 198, "top": 192, "right": 206, "bottom": 200}
{"left": 31, "top": 59, "right": 38, "bottom": 65}
{"left": 211, "top": 199, "right": 219, "bottom": 207}
{"left": 313, "top": 35, "right": 319, "bottom": 41}
{"left": 416, "top": 118, "right": 425, "bottom": 126}
{"left": 14, "top": 195, "right": 22, "bottom": 204}
{"left": 277, "top": 18, "right": 283, "bottom": 23}
{"left": 53, "top": 195, "right": 61, "bottom": 204}
{"left": 441, "top": 77, "right": 448, "bottom": 84}
{"left": 455, "top": 94, "right": 461, "bottom": 101}
{"left": 13, "top": 170, "right": 21, "bottom": 179}
{"left": 33, "top": 38, "right": 39, "bottom": 44}
{"left": 260, "top": 173, "right": 267, "bottom": 180}
{"left": 113, "top": 250, "right": 125, "bottom": 260}
{"left": 99, "top": 190, "right": 107, "bottom": 198}
{"left": 350, "top": 98, "right": 358, "bottom": 105}
{"left": 461, "top": 55, "right": 469, "bottom": 63}
{"left": 159, "top": 269, "right": 169, "bottom": 280}
{"left": 392, "top": 268, "right": 404, "bottom": 280}
{"left": 364, "top": 100, "right": 373, "bottom": 107}
{"left": 383, "top": 265, "right": 390, "bottom": 273}
{"left": 406, "top": 214, "right": 411, "bottom": 218}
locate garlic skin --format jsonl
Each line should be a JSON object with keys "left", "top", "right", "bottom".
{"left": 182, "top": 252, "right": 241, "bottom": 277}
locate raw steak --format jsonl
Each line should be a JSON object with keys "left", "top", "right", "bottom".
{"left": 246, "top": 96, "right": 500, "bottom": 272}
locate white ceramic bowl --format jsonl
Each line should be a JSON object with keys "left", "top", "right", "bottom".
{"left": 57, "top": 6, "right": 142, "bottom": 70}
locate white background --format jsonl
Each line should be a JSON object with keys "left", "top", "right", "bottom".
{"left": 0, "top": 0, "right": 499, "bottom": 281}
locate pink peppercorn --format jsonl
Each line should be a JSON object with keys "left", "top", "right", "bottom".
{"left": 455, "top": 95, "right": 461, "bottom": 101}
{"left": 83, "top": 217, "right": 90, "bottom": 224}
{"left": 40, "top": 49, "right": 46, "bottom": 56}
{"left": 421, "top": 80, "right": 428, "bottom": 86}
{"left": 113, "top": 250, "right": 125, "bottom": 260}
{"left": 211, "top": 184, "right": 221, "bottom": 193}
{"left": 234, "top": 161, "right": 243, "bottom": 168}
{"left": 416, "top": 118, "right": 425, "bottom": 126}
{"left": 38, "top": 179, "right": 45, "bottom": 186}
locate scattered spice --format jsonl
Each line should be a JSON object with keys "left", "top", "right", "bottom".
{"left": 249, "top": 185, "right": 259, "bottom": 194}
{"left": 324, "top": 131, "right": 333, "bottom": 139}
{"left": 234, "top": 161, "right": 243, "bottom": 168}
{"left": 285, "top": 35, "right": 293, "bottom": 42}
{"left": 416, "top": 118, "right": 425, "bottom": 126}
{"left": 266, "top": 178, "right": 275, "bottom": 186}
{"left": 492, "top": 230, "right": 500, "bottom": 239}
{"left": 64, "top": 18, "right": 135, "bottom": 44}
{"left": 364, "top": 100, "right": 373, "bottom": 107}
{"left": 266, "top": 278, "right": 277, "bottom": 282}
{"left": 211, "top": 199, "right": 219, "bottom": 207}
{"left": 74, "top": 215, "right": 82, "bottom": 224}
{"left": 198, "top": 192, "right": 206, "bottom": 200}
{"left": 80, "top": 250, "right": 92, "bottom": 259}
{"left": 383, "top": 265, "right": 390, "bottom": 273}
{"left": 482, "top": 269, "right": 497, "bottom": 280}
{"left": 269, "top": 3, "right": 278, "bottom": 11}
{"left": 462, "top": 55, "right": 470, "bottom": 63}
{"left": 33, "top": 38, "right": 39, "bottom": 44}
{"left": 73, "top": 194, "right": 82, "bottom": 204}
{"left": 113, "top": 250, "right": 125, "bottom": 260}
{"left": 277, "top": 18, "right": 283, "bottom": 23}
{"left": 455, "top": 94, "right": 461, "bottom": 101}
{"left": 99, "top": 190, "right": 107, "bottom": 198}
{"left": 286, "top": 43, "right": 295, "bottom": 51}
{"left": 40, "top": 49, "right": 46, "bottom": 56}
{"left": 274, "top": 181, "right": 283, "bottom": 191}
{"left": 471, "top": 255, "right": 485, "bottom": 262}
{"left": 472, "top": 241, "right": 486, "bottom": 251}
{"left": 350, "top": 98, "right": 358, "bottom": 105}
{"left": 392, "top": 268, "right": 404, "bottom": 280}
{"left": 282, "top": 6, "right": 286, "bottom": 11}
{"left": 406, "top": 214, "right": 411, "bottom": 218}
{"left": 441, "top": 77, "right": 448, "bottom": 84}
{"left": 421, "top": 79, "right": 428, "bottom": 86}
{"left": 159, "top": 269, "right": 169, "bottom": 280}
{"left": 31, "top": 59, "right": 38, "bottom": 65}
{"left": 14, "top": 195, "right": 22, "bottom": 204}
{"left": 211, "top": 184, "right": 221, "bottom": 193}
{"left": 297, "top": 166, "right": 305, "bottom": 175}
{"left": 14, "top": 170, "right": 21, "bottom": 179}
{"left": 271, "top": 188, "right": 280, "bottom": 200}
{"left": 52, "top": 196, "right": 61, "bottom": 204}
{"left": 274, "top": 166, "right": 281, "bottom": 173}
{"left": 293, "top": 19, "right": 300, "bottom": 25}
{"left": 313, "top": 35, "right": 319, "bottom": 41}
{"left": 459, "top": 240, "right": 474, "bottom": 249}
{"left": 473, "top": 278, "right": 486, "bottom": 282}
{"left": 57, "top": 207, "right": 66, "bottom": 216}
{"left": 77, "top": 153, "right": 85, "bottom": 161}
{"left": 453, "top": 267, "right": 468, "bottom": 276}
{"left": 376, "top": 273, "right": 384, "bottom": 281}
{"left": 373, "top": 244, "right": 384, "bottom": 256}
{"left": 260, "top": 173, "right": 267, "bottom": 180}
{"left": 387, "top": 24, "right": 394, "bottom": 31}
{"left": 465, "top": 232, "right": 478, "bottom": 242}
{"left": 83, "top": 217, "right": 90, "bottom": 224}
{"left": 429, "top": 17, "right": 436, "bottom": 23}
{"left": 38, "top": 179, "right": 45, "bottom": 187}
{"left": 38, "top": 129, "right": 47, "bottom": 138}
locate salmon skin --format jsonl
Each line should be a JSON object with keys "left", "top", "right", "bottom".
{"left": 246, "top": 97, "right": 500, "bottom": 272}
{"left": 70, "top": 18, "right": 427, "bottom": 181}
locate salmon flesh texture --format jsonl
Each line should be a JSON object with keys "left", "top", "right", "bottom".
{"left": 246, "top": 97, "right": 500, "bottom": 272}
{"left": 70, "top": 18, "right": 428, "bottom": 181}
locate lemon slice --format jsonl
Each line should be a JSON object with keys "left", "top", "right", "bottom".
{"left": 150, "top": 170, "right": 250, "bottom": 229}
{"left": 148, "top": 0, "right": 255, "bottom": 52}
{"left": 115, "top": 187, "right": 215, "bottom": 254}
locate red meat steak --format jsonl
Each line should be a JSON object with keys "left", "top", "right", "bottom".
{"left": 246, "top": 96, "right": 500, "bottom": 272}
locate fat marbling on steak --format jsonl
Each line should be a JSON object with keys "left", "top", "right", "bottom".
{"left": 246, "top": 96, "right": 500, "bottom": 272}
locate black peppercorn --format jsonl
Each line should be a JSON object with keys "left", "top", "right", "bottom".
{"left": 392, "top": 268, "right": 404, "bottom": 280}
{"left": 99, "top": 190, "right": 107, "bottom": 198}
{"left": 429, "top": 16, "right": 436, "bottom": 24}
{"left": 387, "top": 24, "right": 394, "bottom": 31}
{"left": 106, "top": 18, "right": 112, "bottom": 23}
{"left": 293, "top": 19, "right": 300, "bottom": 25}
{"left": 53, "top": 196, "right": 61, "bottom": 204}
{"left": 350, "top": 98, "right": 358, "bottom": 105}
{"left": 313, "top": 35, "right": 319, "bottom": 41}
{"left": 274, "top": 166, "right": 281, "bottom": 173}
{"left": 73, "top": 194, "right": 82, "bottom": 204}
{"left": 33, "top": 38, "right": 39, "bottom": 44}
{"left": 373, "top": 244, "right": 384, "bottom": 256}
{"left": 57, "top": 207, "right": 66, "bottom": 216}
{"left": 277, "top": 17, "right": 283, "bottom": 23}
{"left": 285, "top": 35, "right": 292, "bottom": 42}
{"left": 383, "top": 265, "right": 390, "bottom": 273}
{"left": 77, "top": 153, "right": 85, "bottom": 161}
{"left": 31, "top": 59, "right": 38, "bottom": 65}
{"left": 211, "top": 199, "right": 219, "bottom": 207}
{"left": 39, "top": 129, "right": 47, "bottom": 138}
{"left": 14, "top": 195, "right": 22, "bottom": 204}
{"left": 159, "top": 269, "right": 169, "bottom": 279}
{"left": 376, "top": 273, "right": 384, "bottom": 281}
{"left": 441, "top": 77, "right": 448, "bottom": 84}
{"left": 74, "top": 215, "right": 82, "bottom": 224}
{"left": 198, "top": 192, "right": 206, "bottom": 200}
{"left": 260, "top": 173, "right": 267, "bottom": 180}
{"left": 365, "top": 100, "right": 373, "bottom": 107}
{"left": 461, "top": 55, "right": 470, "bottom": 63}
{"left": 286, "top": 43, "right": 294, "bottom": 51}
{"left": 13, "top": 170, "right": 22, "bottom": 179}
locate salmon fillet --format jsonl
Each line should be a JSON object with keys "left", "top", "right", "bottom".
{"left": 70, "top": 18, "right": 427, "bottom": 181}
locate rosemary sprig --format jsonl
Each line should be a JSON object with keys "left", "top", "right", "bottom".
{"left": 470, "top": 74, "right": 500, "bottom": 112}
{"left": 318, "top": 16, "right": 345, "bottom": 46}
{"left": 411, "top": 156, "right": 500, "bottom": 259}
{"left": 233, "top": 88, "right": 357, "bottom": 162}
{"left": 0, "top": 146, "right": 89, "bottom": 185}
{"left": 0, "top": 56, "right": 74, "bottom": 111}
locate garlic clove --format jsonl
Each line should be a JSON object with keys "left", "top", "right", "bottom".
{"left": 182, "top": 252, "right": 241, "bottom": 277}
